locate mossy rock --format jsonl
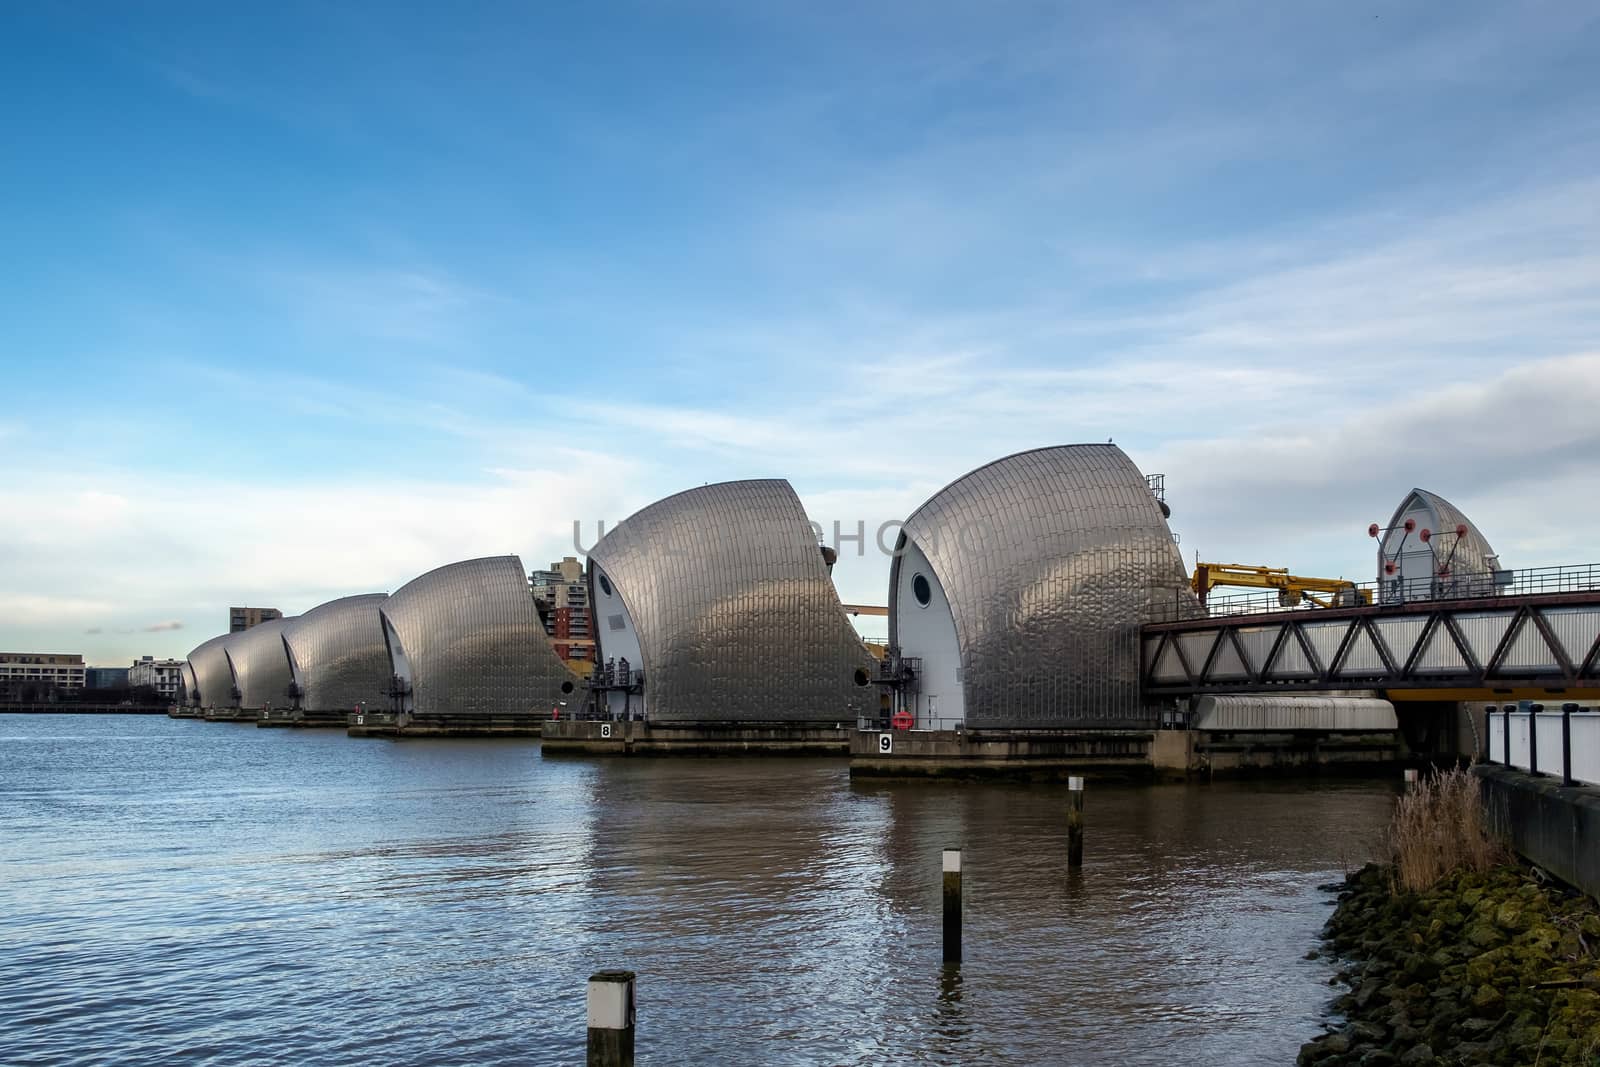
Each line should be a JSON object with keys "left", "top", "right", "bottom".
{"left": 1493, "top": 900, "right": 1530, "bottom": 932}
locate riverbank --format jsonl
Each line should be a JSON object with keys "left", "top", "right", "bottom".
{"left": 1300, "top": 862, "right": 1600, "bottom": 1066}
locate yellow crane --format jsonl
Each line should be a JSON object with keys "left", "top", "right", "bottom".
{"left": 1191, "top": 562, "right": 1372, "bottom": 608}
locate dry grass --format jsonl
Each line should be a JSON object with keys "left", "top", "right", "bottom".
{"left": 1388, "top": 767, "right": 1506, "bottom": 893}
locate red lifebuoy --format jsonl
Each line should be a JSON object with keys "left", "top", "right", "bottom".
{"left": 891, "top": 711, "right": 914, "bottom": 730}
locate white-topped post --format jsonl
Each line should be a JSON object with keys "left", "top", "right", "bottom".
{"left": 942, "top": 849, "right": 962, "bottom": 964}
{"left": 586, "top": 970, "right": 635, "bottom": 1066}
{"left": 1067, "top": 776, "right": 1085, "bottom": 868}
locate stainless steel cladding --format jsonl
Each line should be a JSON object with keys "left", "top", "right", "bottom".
{"left": 380, "top": 555, "right": 572, "bottom": 717}
{"left": 188, "top": 633, "right": 238, "bottom": 710}
{"left": 181, "top": 660, "right": 199, "bottom": 706}
{"left": 588, "top": 479, "right": 876, "bottom": 723}
{"left": 1379, "top": 488, "right": 1504, "bottom": 601}
{"left": 282, "top": 594, "right": 390, "bottom": 713}
{"left": 226, "top": 617, "right": 297, "bottom": 710}
{"left": 890, "top": 444, "right": 1199, "bottom": 730}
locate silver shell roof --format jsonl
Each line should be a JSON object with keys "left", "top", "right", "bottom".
{"left": 890, "top": 444, "right": 1198, "bottom": 729}
{"left": 187, "top": 633, "right": 237, "bottom": 709}
{"left": 381, "top": 555, "right": 571, "bottom": 717}
{"left": 1383, "top": 488, "right": 1501, "bottom": 579}
{"left": 226, "top": 617, "right": 297, "bottom": 709}
{"left": 282, "top": 593, "right": 390, "bottom": 712}
{"left": 181, "top": 660, "right": 199, "bottom": 706}
{"left": 589, "top": 478, "right": 875, "bottom": 722}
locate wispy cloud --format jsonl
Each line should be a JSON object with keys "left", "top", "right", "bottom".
{"left": 142, "top": 620, "right": 184, "bottom": 632}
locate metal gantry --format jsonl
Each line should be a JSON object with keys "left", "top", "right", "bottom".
{"left": 1141, "top": 590, "right": 1600, "bottom": 696}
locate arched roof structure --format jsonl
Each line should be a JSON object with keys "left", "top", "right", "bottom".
{"left": 588, "top": 479, "right": 875, "bottom": 723}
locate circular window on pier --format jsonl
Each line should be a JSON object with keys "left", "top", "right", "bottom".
{"left": 912, "top": 573, "right": 932, "bottom": 607}
{"left": 598, "top": 573, "right": 613, "bottom": 597}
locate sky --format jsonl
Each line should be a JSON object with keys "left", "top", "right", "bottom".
{"left": 3, "top": 1, "right": 1599, "bottom": 665}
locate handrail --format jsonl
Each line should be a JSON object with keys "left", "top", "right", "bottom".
{"left": 1148, "top": 562, "right": 1600, "bottom": 623}
{"left": 1484, "top": 704, "right": 1600, "bottom": 787}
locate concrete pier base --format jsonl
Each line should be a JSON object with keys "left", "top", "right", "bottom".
{"left": 1192, "top": 730, "right": 1404, "bottom": 777}
{"left": 201, "top": 708, "right": 254, "bottom": 723}
{"left": 255, "top": 709, "right": 351, "bottom": 728}
{"left": 347, "top": 711, "right": 546, "bottom": 738}
{"left": 850, "top": 727, "right": 1405, "bottom": 780}
{"left": 542, "top": 719, "right": 850, "bottom": 756}
{"left": 289, "top": 709, "right": 353, "bottom": 729}
{"left": 849, "top": 728, "right": 1157, "bottom": 780}
{"left": 1475, "top": 764, "right": 1600, "bottom": 902}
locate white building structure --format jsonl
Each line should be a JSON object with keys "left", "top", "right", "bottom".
{"left": 129, "top": 655, "right": 186, "bottom": 699}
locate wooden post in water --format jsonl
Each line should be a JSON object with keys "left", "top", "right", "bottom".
{"left": 587, "top": 970, "right": 636, "bottom": 1067}
{"left": 1403, "top": 768, "right": 1419, "bottom": 794}
{"left": 1067, "top": 776, "right": 1085, "bottom": 868}
{"left": 942, "top": 849, "right": 962, "bottom": 965}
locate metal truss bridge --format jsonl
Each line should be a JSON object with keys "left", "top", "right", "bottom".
{"left": 1141, "top": 565, "right": 1600, "bottom": 698}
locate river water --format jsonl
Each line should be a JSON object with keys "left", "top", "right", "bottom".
{"left": 0, "top": 715, "right": 1397, "bottom": 1065}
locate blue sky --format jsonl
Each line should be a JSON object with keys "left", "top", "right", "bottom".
{"left": 4, "top": 1, "right": 1599, "bottom": 665}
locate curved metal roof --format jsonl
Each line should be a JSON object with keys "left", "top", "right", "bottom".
{"left": 381, "top": 555, "right": 571, "bottom": 717}
{"left": 890, "top": 444, "right": 1198, "bottom": 728}
{"left": 180, "top": 660, "right": 199, "bottom": 707}
{"left": 282, "top": 594, "right": 389, "bottom": 713}
{"left": 589, "top": 478, "right": 875, "bottom": 722}
{"left": 1383, "top": 488, "right": 1501, "bottom": 580}
{"left": 187, "top": 633, "right": 238, "bottom": 710}
{"left": 226, "top": 617, "right": 297, "bottom": 710}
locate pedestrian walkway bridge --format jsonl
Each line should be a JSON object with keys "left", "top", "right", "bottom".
{"left": 1141, "top": 564, "right": 1600, "bottom": 698}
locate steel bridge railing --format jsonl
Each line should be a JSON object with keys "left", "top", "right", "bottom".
{"left": 1484, "top": 703, "right": 1600, "bottom": 787}
{"left": 1148, "top": 563, "right": 1600, "bottom": 624}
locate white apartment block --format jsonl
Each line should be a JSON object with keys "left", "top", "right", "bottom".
{"left": 130, "top": 656, "right": 185, "bottom": 698}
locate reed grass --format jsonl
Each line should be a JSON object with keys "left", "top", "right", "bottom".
{"left": 1388, "top": 767, "right": 1506, "bottom": 893}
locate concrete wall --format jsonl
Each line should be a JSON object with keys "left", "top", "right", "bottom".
{"left": 1475, "top": 764, "right": 1600, "bottom": 902}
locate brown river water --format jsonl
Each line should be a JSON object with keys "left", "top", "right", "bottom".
{"left": 0, "top": 714, "right": 1397, "bottom": 1065}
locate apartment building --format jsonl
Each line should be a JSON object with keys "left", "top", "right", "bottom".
{"left": 0, "top": 652, "right": 87, "bottom": 700}
{"left": 529, "top": 556, "right": 594, "bottom": 670}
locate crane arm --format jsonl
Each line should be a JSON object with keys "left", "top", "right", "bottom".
{"left": 1191, "top": 562, "right": 1371, "bottom": 607}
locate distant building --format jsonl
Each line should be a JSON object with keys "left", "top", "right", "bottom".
{"left": 0, "top": 652, "right": 87, "bottom": 701}
{"left": 129, "top": 656, "right": 185, "bottom": 699}
{"left": 85, "top": 666, "right": 131, "bottom": 690}
{"left": 230, "top": 606, "right": 283, "bottom": 633}
{"left": 529, "top": 556, "right": 594, "bottom": 671}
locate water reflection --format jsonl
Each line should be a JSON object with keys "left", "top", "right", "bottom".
{"left": 0, "top": 716, "right": 1394, "bottom": 1066}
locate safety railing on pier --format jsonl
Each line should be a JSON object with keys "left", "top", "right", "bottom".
{"left": 1148, "top": 563, "right": 1600, "bottom": 624}
{"left": 1483, "top": 704, "right": 1600, "bottom": 787}
{"left": 857, "top": 713, "right": 967, "bottom": 733}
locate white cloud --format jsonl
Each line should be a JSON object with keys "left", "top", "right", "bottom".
{"left": 0, "top": 452, "right": 642, "bottom": 663}
{"left": 1153, "top": 352, "right": 1600, "bottom": 577}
